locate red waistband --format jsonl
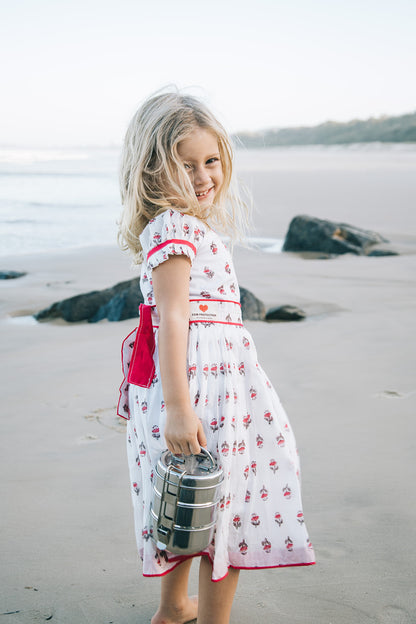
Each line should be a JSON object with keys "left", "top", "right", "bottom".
{"left": 127, "top": 301, "right": 242, "bottom": 388}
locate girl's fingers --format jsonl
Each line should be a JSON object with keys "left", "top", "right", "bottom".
{"left": 165, "top": 417, "right": 206, "bottom": 456}
{"left": 188, "top": 438, "right": 201, "bottom": 456}
{"left": 166, "top": 438, "right": 191, "bottom": 456}
{"left": 197, "top": 421, "right": 208, "bottom": 448}
{"left": 167, "top": 438, "right": 202, "bottom": 456}
{"left": 167, "top": 440, "right": 180, "bottom": 456}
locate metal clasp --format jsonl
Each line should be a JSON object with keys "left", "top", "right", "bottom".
{"left": 156, "top": 464, "right": 186, "bottom": 548}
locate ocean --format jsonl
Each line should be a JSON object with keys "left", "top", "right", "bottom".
{"left": 0, "top": 147, "right": 121, "bottom": 257}
{"left": 1, "top": 143, "right": 415, "bottom": 258}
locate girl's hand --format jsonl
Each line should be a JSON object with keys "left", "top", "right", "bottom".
{"left": 164, "top": 406, "right": 207, "bottom": 456}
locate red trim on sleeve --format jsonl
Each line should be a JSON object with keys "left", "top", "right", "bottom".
{"left": 147, "top": 239, "right": 197, "bottom": 261}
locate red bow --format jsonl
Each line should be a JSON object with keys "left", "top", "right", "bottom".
{"left": 127, "top": 304, "right": 156, "bottom": 388}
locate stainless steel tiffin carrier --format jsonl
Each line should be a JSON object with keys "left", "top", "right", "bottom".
{"left": 151, "top": 448, "right": 224, "bottom": 555}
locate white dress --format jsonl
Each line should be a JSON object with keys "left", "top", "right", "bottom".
{"left": 118, "top": 208, "right": 315, "bottom": 581}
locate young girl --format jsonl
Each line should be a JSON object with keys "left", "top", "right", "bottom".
{"left": 117, "top": 91, "right": 315, "bottom": 624}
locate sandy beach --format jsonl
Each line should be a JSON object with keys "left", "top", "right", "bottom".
{"left": 1, "top": 152, "right": 416, "bottom": 622}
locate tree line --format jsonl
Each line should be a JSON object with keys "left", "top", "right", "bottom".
{"left": 234, "top": 111, "right": 416, "bottom": 146}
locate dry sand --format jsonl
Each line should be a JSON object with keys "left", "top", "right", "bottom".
{"left": 1, "top": 231, "right": 416, "bottom": 622}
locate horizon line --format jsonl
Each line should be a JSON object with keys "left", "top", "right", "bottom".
{"left": 1, "top": 109, "right": 415, "bottom": 150}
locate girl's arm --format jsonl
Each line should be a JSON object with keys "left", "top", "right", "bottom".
{"left": 152, "top": 255, "right": 207, "bottom": 456}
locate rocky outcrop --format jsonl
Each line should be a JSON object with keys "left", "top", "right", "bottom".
{"left": 35, "top": 280, "right": 267, "bottom": 323}
{"left": 265, "top": 305, "right": 306, "bottom": 322}
{"left": 35, "top": 278, "right": 143, "bottom": 323}
{"left": 0, "top": 270, "right": 27, "bottom": 280}
{"left": 282, "top": 215, "right": 395, "bottom": 256}
{"left": 240, "top": 287, "right": 266, "bottom": 321}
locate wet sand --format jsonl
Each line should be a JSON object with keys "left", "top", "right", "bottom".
{"left": 1, "top": 228, "right": 415, "bottom": 622}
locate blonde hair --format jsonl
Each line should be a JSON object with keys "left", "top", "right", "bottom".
{"left": 118, "top": 89, "right": 250, "bottom": 263}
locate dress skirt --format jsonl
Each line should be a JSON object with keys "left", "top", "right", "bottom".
{"left": 122, "top": 319, "right": 315, "bottom": 581}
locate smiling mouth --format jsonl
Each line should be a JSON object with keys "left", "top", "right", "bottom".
{"left": 195, "top": 186, "right": 214, "bottom": 198}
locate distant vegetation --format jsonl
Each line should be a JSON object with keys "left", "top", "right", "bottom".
{"left": 234, "top": 111, "right": 416, "bottom": 147}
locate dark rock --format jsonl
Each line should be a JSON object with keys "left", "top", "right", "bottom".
{"left": 35, "top": 278, "right": 143, "bottom": 323}
{"left": 240, "top": 287, "right": 266, "bottom": 321}
{"left": 0, "top": 270, "right": 27, "bottom": 280}
{"left": 366, "top": 248, "right": 399, "bottom": 257}
{"left": 283, "top": 215, "right": 389, "bottom": 256}
{"left": 295, "top": 251, "right": 334, "bottom": 260}
{"left": 266, "top": 305, "right": 306, "bottom": 321}
{"left": 89, "top": 282, "right": 144, "bottom": 322}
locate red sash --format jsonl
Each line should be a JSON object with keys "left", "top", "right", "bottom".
{"left": 127, "top": 304, "right": 156, "bottom": 388}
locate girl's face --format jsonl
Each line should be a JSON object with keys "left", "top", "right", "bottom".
{"left": 177, "top": 127, "right": 224, "bottom": 207}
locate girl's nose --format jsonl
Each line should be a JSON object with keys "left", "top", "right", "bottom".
{"left": 193, "top": 165, "right": 210, "bottom": 186}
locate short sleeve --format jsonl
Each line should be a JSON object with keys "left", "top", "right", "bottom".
{"left": 140, "top": 209, "right": 205, "bottom": 271}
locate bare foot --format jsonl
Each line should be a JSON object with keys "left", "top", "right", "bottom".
{"left": 151, "top": 595, "right": 198, "bottom": 624}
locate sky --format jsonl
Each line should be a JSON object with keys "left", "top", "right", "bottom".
{"left": 1, "top": 0, "right": 415, "bottom": 147}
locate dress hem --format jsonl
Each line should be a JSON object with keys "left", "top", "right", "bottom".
{"left": 142, "top": 550, "right": 210, "bottom": 578}
{"left": 143, "top": 555, "right": 316, "bottom": 582}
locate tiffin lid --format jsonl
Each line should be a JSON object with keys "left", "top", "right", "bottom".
{"left": 156, "top": 448, "right": 223, "bottom": 489}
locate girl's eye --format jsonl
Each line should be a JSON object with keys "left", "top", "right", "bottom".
{"left": 184, "top": 163, "right": 192, "bottom": 170}
{"left": 206, "top": 157, "right": 219, "bottom": 165}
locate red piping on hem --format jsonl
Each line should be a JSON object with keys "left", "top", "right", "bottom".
{"left": 211, "top": 560, "right": 316, "bottom": 583}
{"left": 142, "top": 550, "right": 210, "bottom": 577}
{"left": 142, "top": 558, "right": 316, "bottom": 581}
{"left": 147, "top": 239, "right": 197, "bottom": 261}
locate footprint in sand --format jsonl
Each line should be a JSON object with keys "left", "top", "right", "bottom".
{"left": 46, "top": 280, "right": 74, "bottom": 287}
{"left": 4, "top": 609, "right": 54, "bottom": 622}
{"left": 375, "top": 390, "right": 416, "bottom": 400}
{"left": 85, "top": 406, "right": 126, "bottom": 433}
{"left": 77, "top": 433, "right": 99, "bottom": 444}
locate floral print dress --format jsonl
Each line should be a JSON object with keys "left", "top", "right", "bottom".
{"left": 118, "top": 208, "right": 315, "bottom": 581}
